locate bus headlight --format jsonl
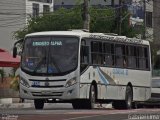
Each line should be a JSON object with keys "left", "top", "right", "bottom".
{"left": 65, "top": 78, "right": 76, "bottom": 87}
{"left": 20, "top": 77, "right": 30, "bottom": 88}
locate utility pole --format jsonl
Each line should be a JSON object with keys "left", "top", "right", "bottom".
{"left": 83, "top": 0, "right": 90, "bottom": 31}
{"left": 118, "top": 0, "right": 122, "bottom": 35}
{"left": 143, "top": 0, "right": 146, "bottom": 39}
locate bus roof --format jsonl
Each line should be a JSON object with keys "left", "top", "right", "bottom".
{"left": 26, "top": 31, "right": 88, "bottom": 37}
{"left": 26, "top": 30, "right": 149, "bottom": 45}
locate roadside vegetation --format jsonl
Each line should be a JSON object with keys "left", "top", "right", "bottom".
{"left": 14, "top": 7, "right": 141, "bottom": 40}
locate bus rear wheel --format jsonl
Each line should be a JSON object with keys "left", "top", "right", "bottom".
{"left": 34, "top": 99, "right": 44, "bottom": 110}
{"left": 113, "top": 86, "right": 133, "bottom": 109}
{"left": 124, "top": 86, "right": 133, "bottom": 109}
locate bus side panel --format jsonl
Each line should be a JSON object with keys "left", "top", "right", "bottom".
{"left": 79, "top": 84, "right": 90, "bottom": 99}
{"left": 79, "top": 67, "right": 93, "bottom": 99}
{"left": 145, "top": 87, "right": 151, "bottom": 100}
{"left": 133, "top": 87, "right": 151, "bottom": 101}
{"left": 96, "top": 67, "right": 151, "bottom": 101}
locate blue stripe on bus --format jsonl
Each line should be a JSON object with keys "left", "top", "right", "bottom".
{"left": 97, "top": 67, "right": 109, "bottom": 85}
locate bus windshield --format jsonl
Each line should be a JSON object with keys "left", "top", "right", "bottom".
{"left": 21, "top": 36, "right": 79, "bottom": 76}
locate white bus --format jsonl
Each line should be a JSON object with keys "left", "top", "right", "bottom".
{"left": 13, "top": 30, "right": 152, "bottom": 109}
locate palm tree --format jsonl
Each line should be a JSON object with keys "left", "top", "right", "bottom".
{"left": 83, "top": 0, "right": 90, "bottom": 31}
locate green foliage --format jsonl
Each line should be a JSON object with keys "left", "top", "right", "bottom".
{"left": 90, "top": 8, "right": 116, "bottom": 33}
{"left": 10, "top": 75, "right": 19, "bottom": 91}
{"left": 14, "top": 7, "right": 139, "bottom": 40}
{"left": 10, "top": 67, "right": 18, "bottom": 77}
{"left": 120, "top": 12, "right": 140, "bottom": 38}
{"left": 0, "top": 69, "right": 6, "bottom": 83}
{"left": 14, "top": 8, "right": 83, "bottom": 39}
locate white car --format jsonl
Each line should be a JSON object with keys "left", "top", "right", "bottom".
{"left": 150, "top": 77, "right": 160, "bottom": 101}
{"left": 143, "top": 77, "right": 160, "bottom": 107}
{"left": 136, "top": 77, "right": 160, "bottom": 108}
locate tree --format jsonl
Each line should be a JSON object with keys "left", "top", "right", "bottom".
{"left": 90, "top": 8, "right": 116, "bottom": 33}
{"left": 83, "top": 0, "right": 90, "bottom": 30}
{"left": 14, "top": 8, "right": 83, "bottom": 40}
{"left": 14, "top": 7, "right": 139, "bottom": 40}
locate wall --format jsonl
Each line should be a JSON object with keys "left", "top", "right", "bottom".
{"left": 0, "top": 0, "right": 26, "bottom": 51}
{"left": 26, "top": 0, "right": 54, "bottom": 20}
{"left": 153, "top": 0, "right": 160, "bottom": 46}
{"left": 54, "top": 0, "right": 121, "bottom": 10}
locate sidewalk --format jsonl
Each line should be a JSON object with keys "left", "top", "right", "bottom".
{"left": 0, "top": 103, "right": 33, "bottom": 109}
{"left": 0, "top": 98, "right": 33, "bottom": 109}
{"left": 0, "top": 98, "right": 113, "bottom": 109}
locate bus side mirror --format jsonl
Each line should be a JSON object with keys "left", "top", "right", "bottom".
{"left": 13, "top": 46, "right": 17, "bottom": 58}
{"left": 13, "top": 38, "right": 24, "bottom": 58}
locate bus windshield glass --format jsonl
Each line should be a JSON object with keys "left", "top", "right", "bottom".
{"left": 21, "top": 36, "right": 79, "bottom": 76}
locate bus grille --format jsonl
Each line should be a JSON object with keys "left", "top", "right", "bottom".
{"left": 32, "top": 92, "right": 63, "bottom": 97}
{"left": 29, "top": 79, "right": 66, "bottom": 82}
{"left": 31, "top": 85, "right": 64, "bottom": 88}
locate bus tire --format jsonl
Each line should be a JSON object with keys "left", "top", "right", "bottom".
{"left": 34, "top": 99, "right": 44, "bottom": 110}
{"left": 113, "top": 86, "right": 133, "bottom": 109}
{"left": 124, "top": 86, "right": 133, "bottom": 109}
{"left": 88, "top": 84, "right": 96, "bottom": 109}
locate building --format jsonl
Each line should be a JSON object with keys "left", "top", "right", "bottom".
{"left": 0, "top": 0, "right": 53, "bottom": 75}
{"left": 129, "top": 0, "right": 153, "bottom": 41}
{"left": 54, "top": 0, "right": 132, "bottom": 10}
{"left": 0, "top": 0, "right": 54, "bottom": 98}
{"left": 0, "top": 0, "right": 54, "bottom": 52}
{"left": 145, "top": 0, "right": 153, "bottom": 41}
{"left": 153, "top": 0, "right": 160, "bottom": 46}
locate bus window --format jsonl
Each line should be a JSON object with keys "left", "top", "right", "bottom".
{"left": 80, "top": 40, "right": 89, "bottom": 73}
{"left": 103, "top": 43, "right": 114, "bottom": 66}
{"left": 137, "top": 47, "right": 146, "bottom": 69}
{"left": 127, "top": 46, "right": 136, "bottom": 68}
{"left": 81, "top": 46, "right": 89, "bottom": 64}
{"left": 91, "top": 41, "right": 103, "bottom": 65}
{"left": 115, "top": 44, "right": 124, "bottom": 67}
{"left": 144, "top": 47, "right": 149, "bottom": 69}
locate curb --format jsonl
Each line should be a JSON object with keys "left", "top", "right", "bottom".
{"left": 0, "top": 103, "right": 33, "bottom": 109}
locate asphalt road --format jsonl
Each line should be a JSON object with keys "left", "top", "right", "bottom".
{"left": 1, "top": 103, "right": 160, "bottom": 120}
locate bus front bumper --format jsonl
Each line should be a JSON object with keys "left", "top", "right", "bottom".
{"left": 19, "top": 83, "right": 79, "bottom": 100}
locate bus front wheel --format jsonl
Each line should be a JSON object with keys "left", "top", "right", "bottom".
{"left": 72, "top": 84, "right": 96, "bottom": 109}
{"left": 88, "top": 84, "right": 96, "bottom": 109}
{"left": 34, "top": 99, "right": 44, "bottom": 109}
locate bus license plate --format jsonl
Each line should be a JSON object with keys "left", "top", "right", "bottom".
{"left": 32, "top": 81, "right": 40, "bottom": 86}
